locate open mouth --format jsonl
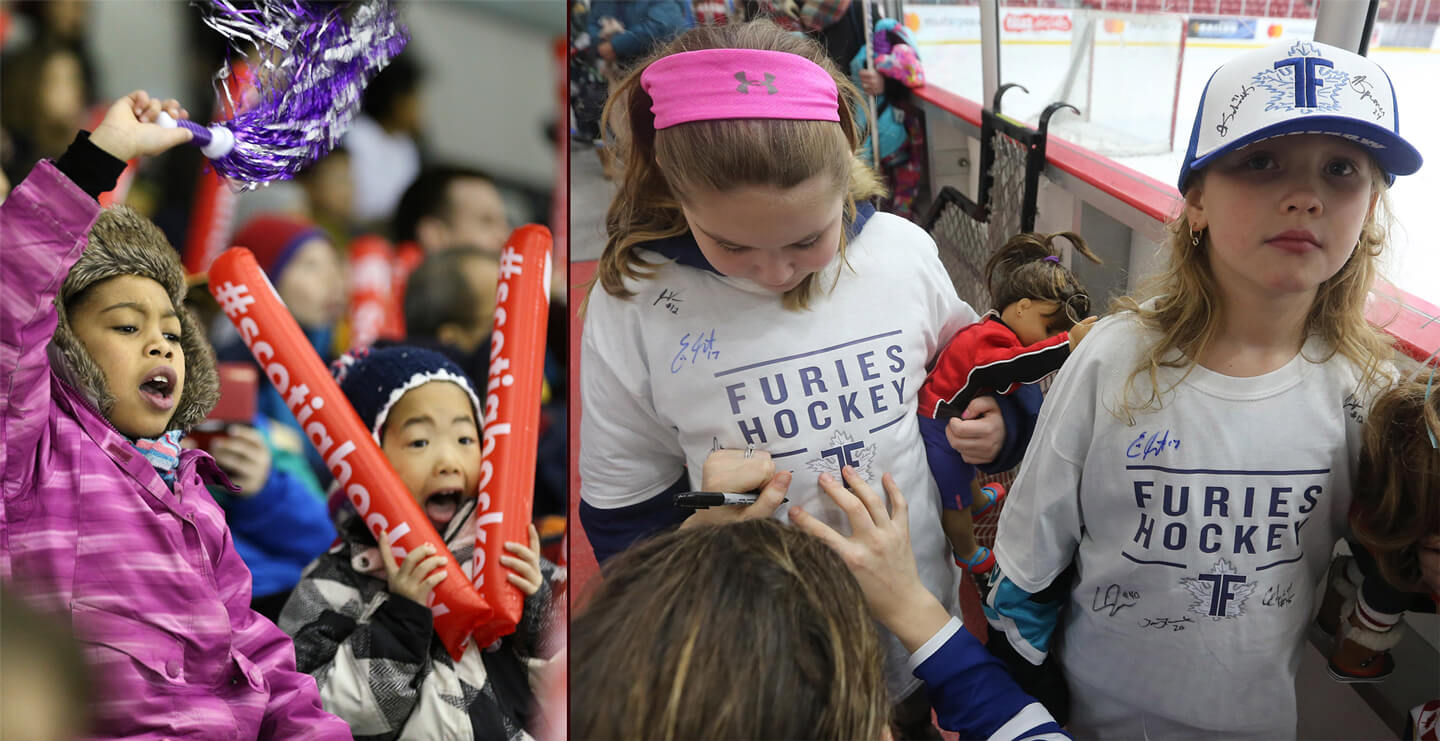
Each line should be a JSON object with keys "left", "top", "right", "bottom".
{"left": 138, "top": 367, "right": 178, "bottom": 411}
{"left": 423, "top": 489, "right": 463, "bottom": 531}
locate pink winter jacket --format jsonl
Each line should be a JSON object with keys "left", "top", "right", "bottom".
{"left": 0, "top": 161, "right": 352, "bottom": 740}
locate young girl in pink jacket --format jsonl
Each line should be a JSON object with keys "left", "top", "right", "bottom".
{"left": 0, "top": 91, "right": 350, "bottom": 739}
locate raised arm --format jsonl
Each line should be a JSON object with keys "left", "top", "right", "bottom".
{"left": 1, "top": 93, "right": 191, "bottom": 560}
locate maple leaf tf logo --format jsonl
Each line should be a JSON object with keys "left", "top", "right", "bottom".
{"left": 804, "top": 430, "right": 877, "bottom": 482}
{"left": 1180, "top": 558, "right": 1256, "bottom": 619}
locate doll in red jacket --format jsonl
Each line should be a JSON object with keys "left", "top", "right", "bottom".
{"left": 917, "top": 232, "right": 1102, "bottom": 575}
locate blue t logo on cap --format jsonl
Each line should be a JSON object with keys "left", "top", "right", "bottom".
{"left": 1273, "top": 56, "right": 1334, "bottom": 108}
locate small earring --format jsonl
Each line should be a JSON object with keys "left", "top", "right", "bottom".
{"left": 1190, "top": 227, "right": 1203, "bottom": 247}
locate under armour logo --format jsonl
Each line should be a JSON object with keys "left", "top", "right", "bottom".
{"left": 735, "top": 71, "right": 777, "bottom": 94}
{"left": 1273, "top": 55, "right": 1334, "bottom": 108}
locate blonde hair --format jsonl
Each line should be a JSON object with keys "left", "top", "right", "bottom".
{"left": 1110, "top": 168, "right": 1394, "bottom": 423}
{"left": 591, "top": 21, "right": 884, "bottom": 312}
{"left": 1351, "top": 379, "right": 1440, "bottom": 592}
{"left": 570, "top": 519, "right": 891, "bottom": 741}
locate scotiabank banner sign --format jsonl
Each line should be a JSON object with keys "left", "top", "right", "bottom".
{"left": 1000, "top": 10, "right": 1075, "bottom": 41}
{"left": 1187, "top": 17, "right": 1257, "bottom": 40}
{"left": 1004, "top": 11, "right": 1072, "bottom": 33}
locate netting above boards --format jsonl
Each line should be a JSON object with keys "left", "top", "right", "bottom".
{"left": 922, "top": 100, "right": 1067, "bottom": 541}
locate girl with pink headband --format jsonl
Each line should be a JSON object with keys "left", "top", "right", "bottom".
{"left": 577, "top": 21, "right": 1051, "bottom": 739}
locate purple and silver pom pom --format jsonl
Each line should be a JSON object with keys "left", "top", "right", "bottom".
{"left": 191, "top": 0, "right": 408, "bottom": 190}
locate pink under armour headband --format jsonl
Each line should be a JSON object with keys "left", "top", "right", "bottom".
{"left": 641, "top": 49, "right": 841, "bottom": 130}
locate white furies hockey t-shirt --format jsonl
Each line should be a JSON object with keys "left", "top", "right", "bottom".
{"left": 994, "top": 310, "right": 1380, "bottom": 737}
{"left": 581, "top": 212, "right": 979, "bottom": 699}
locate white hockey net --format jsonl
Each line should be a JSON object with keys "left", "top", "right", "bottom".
{"left": 1030, "top": 10, "right": 1187, "bottom": 156}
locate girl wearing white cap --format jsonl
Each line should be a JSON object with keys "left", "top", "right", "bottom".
{"left": 985, "top": 40, "right": 1423, "bottom": 739}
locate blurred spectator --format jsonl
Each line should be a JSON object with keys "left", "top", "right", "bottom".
{"left": 1, "top": 41, "right": 92, "bottom": 183}
{"left": 392, "top": 164, "right": 511, "bottom": 254}
{"left": 10, "top": 0, "right": 97, "bottom": 92}
{"left": 217, "top": 214, "right": 348, "bottom": 483}
{"left": 13, "top": 0, "right": 91, "bottom": 46}
{"left": 296, "top": 148, "right": 357, "bottom": 248}
{"left": 346, "top": 51, "right": 424, "bottom": 226}
{"left": 742, "top": 0, "right": 865, "bottom": 73}
{"left": 569, "top": 0, "right": 609, "bottom": 143}
{"left": 0, "top": 586, "right": 92, "bottom": 741}
{"left": 853, "top": 18, "right": 927, "bottom": 219}
{"left": 403, "top": 247, "right": 501, "bottom": 377}
{"left": 589, "top": 0, "right": 695, "bottom": 67}
{"left": 195, "top": 419, "right": 338, "bottom": 622}
{"left": 692, "top": 0, "right": 734, "bottom": 25}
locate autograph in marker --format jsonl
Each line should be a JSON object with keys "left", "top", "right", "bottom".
{"left": 1216, "top": 84, "right": 1254, "bottom": 138}
{"left": 1262, "top": 582, "right": 1296, "bottom": 608}
{"left": 653, "top": 288, "right": 683, "bottom": 315}
{"left": 1092, "top": 584, "right": 1141, "bottom": 617}
{"left": 1140, "top": 615, "right": 1194, "bottom": 632}
{"left": 1349, "top": 76, "right": 1387, "bottom": 121}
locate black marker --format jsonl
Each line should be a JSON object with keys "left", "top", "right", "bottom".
{"left": 673, "top": 491, "right": 789, "bottom": 509}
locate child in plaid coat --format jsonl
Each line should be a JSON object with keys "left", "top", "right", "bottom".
{"left": 279, "top": 346, "right": 558, "bottom": 740}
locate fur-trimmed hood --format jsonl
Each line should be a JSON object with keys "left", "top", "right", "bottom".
{"left": 47, "top": 205, "right": 219, "bottom": 433}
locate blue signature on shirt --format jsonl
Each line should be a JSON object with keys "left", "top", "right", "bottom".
{"left": 1126, "top": 429, "right": 1181, "bottom": 460}
{"left": 671, "top": 329, "right": 720, "bottom": 373}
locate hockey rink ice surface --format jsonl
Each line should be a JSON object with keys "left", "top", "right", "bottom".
{"left": 920, "top": 43, "right": 1440, "bottom": 307}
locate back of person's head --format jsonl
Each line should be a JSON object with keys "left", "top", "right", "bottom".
{"left": 985, "top": 231, "right": 1102, "bottom": 330}
{"left": 53, "top": 206, "right": 219, "bottom": 434}
{"left": 361, "top": 51, "right": 423, "bottom": 131}
{"left": 1351, "top": 378, "right": 1440, "bottom": 592}
{"left": 1, "top": 586, "right": 92, "bottom": 741}
{"left": 595, "top": 20, "right": 882, "bottom": 311}
{"left": 391, "top": 165, "right": 508, "bottom": 253}
{"left": 403, "top": 246, "right": 500, "bottom": 353}
{"left": 571, "top": 519, "right": 890, "bottom": 741}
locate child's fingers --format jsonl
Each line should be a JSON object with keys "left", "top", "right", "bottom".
{"left": 137, "top": 96, "right": 165, "bottom": 124}
{"left": 210, "top": 439, "right": 256, "bottom": 469}
{"left": 504, "top": 541, "right": 534, "bottom": 559}
{"left": 507, "top": 571, "right": 540, "bottom": 596}
{"left": 421, "top": 569, "right": 448, "bottom": 589}
{"left": 412, "top": 554, "right": 450, "bottom": 579}
{"left": 500, "top": 554, "right": 540, "bottom": 584}
{"left": 127, "top": 90, "right": 150, "bottom": 117}
{"left": 397, "top": 543, "right": 436, "bottom": 575}
{"left": 503, "top": 543, "right": 541, "bottom": 578}
{"left": 225, "top": 424, "right": 266, "bottom": 450}
{"left": 528, "top": 523, "right": 540, "bottom": 553}
{"left": 377, "top": 532, "right": 399, "bottom": 579}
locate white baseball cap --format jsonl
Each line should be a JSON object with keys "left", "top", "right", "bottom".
{"left": 1178, "top": 40, "right": 1422, "bottom": 193}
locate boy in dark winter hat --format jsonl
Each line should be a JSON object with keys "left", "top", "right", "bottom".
{"left": 279, "top": 345, "right": 556, "bottom": 741}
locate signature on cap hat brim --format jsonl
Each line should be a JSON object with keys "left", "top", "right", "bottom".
{"left": 1181, "top": 114, "right": 1424, "bottom": 192}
